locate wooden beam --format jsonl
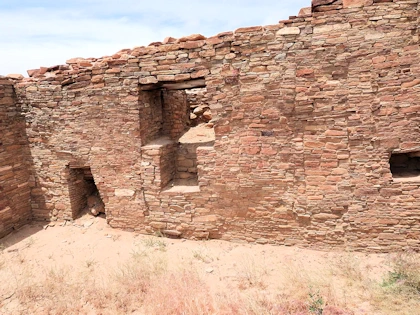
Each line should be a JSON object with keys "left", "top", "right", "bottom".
{"left": 139, "top": 84, "right": 158, "bottom": 91}
{"left": 162, "top": 79, "right": 206, "bottom": 90}
{"left": 139, "top": 79, "right": 206, "bottom": 91}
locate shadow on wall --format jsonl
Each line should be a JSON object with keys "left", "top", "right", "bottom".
{"left": 67, "top": 166, "right": 105, "bottom": 219}
{"left": 0, "top": 80, "right": 45, "bottom": 248}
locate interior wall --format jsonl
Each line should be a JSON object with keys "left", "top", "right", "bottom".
{"left": 139, "top": 89, "right": 163, "bottom": 144}
{"left": 162, "top": 90, "right": 189, "bottom": 140}
{"left": 0, "top": 78, "right": 32, "bottom": 237}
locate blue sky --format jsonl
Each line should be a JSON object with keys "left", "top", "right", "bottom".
{"left": 0, "top": 0, "right": 310, "bottom": 76}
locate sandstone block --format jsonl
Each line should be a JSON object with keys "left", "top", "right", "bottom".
{"left": 312, "top": 0, "right": 336, "bottom": 6}
{"left": 139, "top": 76, "right": 158, "bottom": 84}
{"left": 115, "top": 189, "right": 135, "bottom": 197}
{"left": 163, "top": 37, "right": 177, "bottom": 44}
{"left": 402, "top": 79, "right": 420, "bottom": 89}
{"left": 298, "top": 7, "right": 312, "bottom": 16}
{"left": 6, "top": 74, "right": 24, "bottom": 80}
{"left": 163, "top": 229, "right": 182, "bottom": 237}
{"left": 150, "top": 222, "right": 167, "bottom": 229}
{"left": 277, "top": 27, "right": 301, "bottom": 35}
{"left": 313, "top": 213, "right": 340, "bottom": 220}
{"left": 177, "top": 34, "right": 206, "bottom": 42}
{"left": 313, "top": 23, "right": 351, "bottom": 34}
{"left": 296, "top": 69, "right": 314, "bottom": 77}
{"left": 202, "top": 110, "right": 212, "bottom": 120}
{"left": 343, "top": 0, "right": 373, "bottom": 7}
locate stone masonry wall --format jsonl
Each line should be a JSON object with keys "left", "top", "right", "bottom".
{"left": 0, "top": 78, "right": 31, "bottom": 237}
{"left": 139, "top": 89, "right": 163, "bottom": 144}
{"left": 6, "top": 0, "right": 420, "bottom": 251}
{"left": 162, "top": 90, "right": 190, "bottom": 140}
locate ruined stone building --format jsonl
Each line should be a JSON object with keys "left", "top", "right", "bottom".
{"left": 1, "top": 0, "right": 419, "bottom": 251}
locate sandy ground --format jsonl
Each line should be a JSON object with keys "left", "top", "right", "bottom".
{"left": 0, "top": 213, "right": 398, "bottom": 314}
{"left": 179, "top": 123, "right": 215, "bottom": 143}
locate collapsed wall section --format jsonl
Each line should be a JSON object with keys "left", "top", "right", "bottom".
{"left": 0, "top": 78, "right": 31, "bottom": 237}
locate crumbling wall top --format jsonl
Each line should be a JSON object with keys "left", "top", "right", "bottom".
{"left": 14, "top": 0, "right": 416, "bottom": 84}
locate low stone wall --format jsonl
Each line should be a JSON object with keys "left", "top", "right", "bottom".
{"left": 0, "top": 78, "right": 31, "bottom": 237}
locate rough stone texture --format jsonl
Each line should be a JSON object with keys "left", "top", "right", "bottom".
{"left": 298, "top": 7, "right": 312, "bottom": 16}
{"left": 1, "top": 0, "right": 420, "bottom": 251}
{"left": 343, "top": 0, "right": 373, "bottom": 7}
{"left": 0, "top": 78, "right": 32, "bottom": 237}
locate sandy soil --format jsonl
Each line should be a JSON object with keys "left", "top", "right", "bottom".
{"left": 0, "top": 213, "right": 403, "bottom": 314}
{"left": 179, "top": 123, "right": 215, "bottom": 143}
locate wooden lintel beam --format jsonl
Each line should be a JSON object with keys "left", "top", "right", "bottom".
{"left": 139, "top": 84, "right": 158, "bottom": 91}
{"left": 139, "top": 79, "right": 206, "bottom": 91}
{"left": 161, "top": 79, "right": 206, "bottom": 90}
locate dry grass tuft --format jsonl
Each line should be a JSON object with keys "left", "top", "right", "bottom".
{"left": 143, "top": 270, "right": 214, "bottom": 315}
{"left": 236, "top": 254, "right": 268, "bottom": 289}
{"left": 372, "top": 250, "right": 420, "bottom": 314}
{"left": 1, "top": 231, "right": 419, "bottom": 315}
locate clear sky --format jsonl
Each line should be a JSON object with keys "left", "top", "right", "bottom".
{"left": 0, "top": 0, "right": 310, "bottom": 76}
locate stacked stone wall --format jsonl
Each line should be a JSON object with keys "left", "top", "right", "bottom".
{"left": 0, "top": 78, "right": 31, "bottom": 237}
{"left": 6, "top": 0, "right": 420, "bottom": 251}
{"left": 139, "top": 89, "right": 163, "bottom": 144}
{"left": 16, "top": 70, "right": 143, "bottom": 223}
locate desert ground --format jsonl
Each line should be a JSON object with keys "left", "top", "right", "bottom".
{"left": 0, "top": 212, "right": 419, "bottom": 315}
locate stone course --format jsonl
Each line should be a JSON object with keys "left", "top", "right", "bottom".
{"left": 1, "top": 0, "right": 420, "bottom": 251}
{"left": 0, "top": 78, "right": 32, "bottom": 237}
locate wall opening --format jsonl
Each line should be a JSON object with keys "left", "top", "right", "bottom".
{"left": 68, "top": 166, "right": 105, "bottom": 218}
{"left": 389, "top": 152, "right": 420, "bottom": 180}
{"left": 139, "top": 79, "right": 214, "bottom": 191}
{"left": 139, "top": 79, "right": 207, "bottom": 145}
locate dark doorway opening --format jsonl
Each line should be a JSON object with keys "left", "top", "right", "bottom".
{"left": 389, "top": 152, "right": 420, "bottom": 180}
{"left": 68, "top": 166, "right": 105, "bottom": 218}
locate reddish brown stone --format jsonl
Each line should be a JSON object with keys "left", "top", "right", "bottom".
{"left": 343, "top": 0, "right": 373, "bottom": 7}
{"left": 296, "top": 69, "right": 314, "bottom": 77}
{"left": 177, "top": 34, "right": 206, "bottom": 42}
{"left": 241, "top": 95, "right": 265, "bottom": 103}
{"left": 163, "top": 37, "right": 177, "bottom": 44}
{"left": 191, "top": 69, "right": 209, "bottom": 79}
{"left": 181, "top": 41, "right": 205, "bottom": 49}
{"left": 78, "top": 62, "right": 93, "bottom": 67}
{"left": 1, "top": 0, "right": 420, "bottom": 253}
{"left": 261, "top": 147, "right": 277, "bottom": 155}
{"left": 298, "top": 7, "right": 312, "bottom": 16}
{"left": 27, "top": 69, "right": 40, "bottom": 77}
{"left": 402, "top": 79, "right": 420, "bottom": 89}
{"left": 312, "top": 0, "right": 336, "bottom": 5}
{"left": 6, "top": 73, "right": 24, "bottom": 80}
{"left": 235, "top": 26, "right": 263, "bottom": 33}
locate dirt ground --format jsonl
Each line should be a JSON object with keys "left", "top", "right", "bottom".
{"left": 0, "top": 212, "right": 418, "bottom": 315}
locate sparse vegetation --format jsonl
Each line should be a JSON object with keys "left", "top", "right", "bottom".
{"left": 85, "top": 258, "right": 97, "bottom": 268}
{"left": 308, "top": 289, "right": 324, "bottom": 315}
{"left": 1, "top": 224, "right": 419, "bottom": 315}
{"left": 111, "top": 234, "right": 121, "bottom": 242}
{"left": 236, "top": 255, "right": 268, "bottom": 289}
{"left": 142, "top": 236, "right": 167, "bottom": 251}
{"left": 371, "top": 250, "right": 420, "bottom": 314}
{"left": 192, "top": 247, "right": 213, "bottom": 263}
{"left": 382, "top": 250, "right": 420, "bottom": 294}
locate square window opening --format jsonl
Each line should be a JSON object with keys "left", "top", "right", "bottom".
{"left": 389, "top": 152, "right": 420, "bottom": 181}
